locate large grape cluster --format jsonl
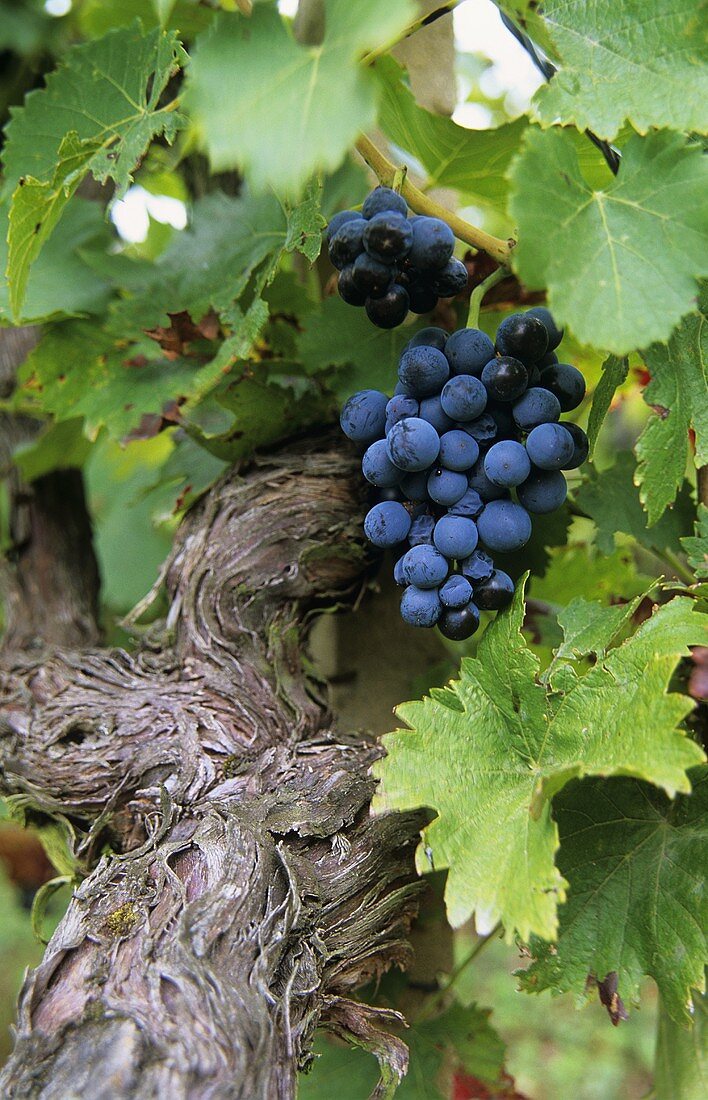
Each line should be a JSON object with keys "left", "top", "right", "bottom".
{"left": 326, "top": 186, "right": 468, "bottom": 329}
{"left": 340, "top": 308, "right": 588, "bottom": 639}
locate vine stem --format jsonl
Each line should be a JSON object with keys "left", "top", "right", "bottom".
{"left": 466, "top": 265, "right": 510, "bottom": 327}
{"left": 415, "top": 922, "right": 503, "bottom": 1023}
{"left": 361, "top": 1, "right": 467, "bottom": 65}
{"left": 355, "top": 134, "right": 515, "bottom": 265}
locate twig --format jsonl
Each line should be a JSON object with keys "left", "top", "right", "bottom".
{"left": 467, "top": 265, "right": 511, "bottom": 327}
{"left": 415, "top": 922, "right": 503, "bottom": 1022}
{"left": 355, "top": 134, "right": 515, "bottom": 265}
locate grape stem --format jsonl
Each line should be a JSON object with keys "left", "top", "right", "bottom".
{"left": 466, "top": 265, "right": 511, "bottom": 327}
{"left": 361, "top": 1, "right": 467, "bottom": 64}
{"left": 415, "top": 922, "right": 503, "bottom": 1023}
{"left": 355, "top": 134, "right": 515, "bottom": 265}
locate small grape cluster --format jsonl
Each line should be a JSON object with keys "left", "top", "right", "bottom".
{"left": 326, "top": 186, "right": 468, "bottom": 329}
{"left": 340, "top": 308, "right": 588, "bottom": 639}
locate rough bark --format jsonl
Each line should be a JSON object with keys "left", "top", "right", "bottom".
{"left": 0, "top": 424, "right": 426, "bottom": 1098}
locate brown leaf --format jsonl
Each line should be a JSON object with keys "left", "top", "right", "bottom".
{"left": 596, "top": 971, "right": 629, "bottom": 1026}
{"left": 145, "top": 310, "right": 221, "bottom": 360}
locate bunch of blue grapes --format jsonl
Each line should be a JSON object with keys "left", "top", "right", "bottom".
{"left": 326, "top": 187, "right": 468, "bottom": 329}
{"left": 340, "top": 308, "right": 588, "bottom": 639}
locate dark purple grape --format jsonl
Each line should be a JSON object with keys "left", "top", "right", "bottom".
{"left": 365, "top": 285, "right": 410, "bottom": 328}
{"left": 328, "top": 218, "right": 365, "bottom": 269}
{"left": 539, "top": 363, "right": 586, "bottom": 412}
{"left": 408, "top": 282, "right": 439, "bottom": 314}
{"left": 326, "top": 210, "right": 363, "bottom": 244}
{"left": 481, "top": 357, "right": 529, "bottom": 402}
{"left": 352, "top": 252, "right": 394, "bottom": 298}
{"left": 430, "top": 257, "right": 468, "bottom": 297}
{"left": 438, "top": 601, "right": 480, "bottom": 640}
{"left": 363, "top": 212, "right": 413, "bottom": 263}
{"left": 526, "top": 306, "right": 564, "bottom": 351}
{"left": 495, "top": 312, "right": 548, "bottom": 362}
{"left": 362, "top": 186, "right": 408, "bottom": 219}
{"left": 338, "top": 266, "right": 367, "bottom": 306}
{"left": 473, "top": 570, "right": 515, "bottom": 610}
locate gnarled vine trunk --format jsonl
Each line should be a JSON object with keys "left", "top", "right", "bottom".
{"left": 0, "top": 332, "right": 425, "bottom": 1098}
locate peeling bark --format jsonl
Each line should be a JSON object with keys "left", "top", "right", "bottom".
{"left": 0, "top": 428, "right": 426, "bottom": 1099}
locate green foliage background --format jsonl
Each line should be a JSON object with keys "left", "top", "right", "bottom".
{"left": 0, "top": 1, "right": 706, "bottom": 1097}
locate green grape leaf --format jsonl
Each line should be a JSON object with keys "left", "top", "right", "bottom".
{"left": 375, "top": 57, "right": 526, "bottom": 209}
{"left": 17, "top": 191, "right": 306, "bottom": 440}
{"left": 283, "top": 178, "right": 325, "bottom": 264}
{"left": 682, "top": 505, "right": 708, "bottom": 580}
{"left": 654, "top": 982, "right": 708, "bottom": 1099}
{"left": 2, "top": 23, "right": 186, "bottom": 314}
{"left": 374, "top": 586, "right": 705, "bottom": 940}
{"left": 0, "top": 197, "right": 112, "bottom": 323}
{"left": 635, "top": 294, "right": 708, "bottom": 524}
{"left": 297, "top": 295, "right": 414, "bottom": 398}
{"left": 552, "top": 594, "right": 642, "bottom": 665}
{"left": 586, "top": 355, "right": 629, "bottom": 453}
{"left": 519, "top": 771, "right": 708, "bottom": 1025}
{"left": 534, "top": 0, "right": 708, "bottom": 140}
{"left": 186, "top": 2, "right": 414, "bottom": 197}
{"left": 576, "top": 453, "right": 695, "bottom": 556}
{"left": 508, "top": 129, "right": 708, "bottom": 355}
{"left": 530, "top": 545, "right": 653, "bottom": 608}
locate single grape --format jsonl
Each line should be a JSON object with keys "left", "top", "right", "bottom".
{"left": 495, "top": 312, "right": 548, "bottom": 362}
{"left": 458, "top": 414, "right": 498, "bottom": 445}
{"left": 408, "top": 216, "right": 455, "bottom": 270}
{"left": 419, "top": 395, "right": 455, "bottom": 434}
{"left": 387, "top": 417, "right": 440, "bottom": 472}
{"left": 486, "top": 402, "right": 517, "bottom": 441}
{"left": 481, "top": 356, "right": 529, "bottom": 402}
{"left": 477, "top": 500, "right": 532, "bottom": 552}
{"left": 449, "top": 487, "right": 484, "bottom": 518}
{"left": 326, "top": 210, "right": 363, "bottom": 244}
{"left": 409, "top": 326, "right": 449, "bottom": 352}
{"left": 362, "top": 439, "right": 403, "bottom": 487}
{"left": 392, "top": 557, "right": 407, "bottom": 588}
{"left": 400, "top": 585, "right": 442, "bottom": 627}
{"left": 340, "top": 389, "right": 388, "bottom": 443}
{"left": 483, "top": 440, "right": 531, "bottom": 487}
{"left": 526, "top": 306, "right": 563, "bottom": 351}
{"left": 337, "top": 266, "right": 367, "bottom": 306}
{"left": 427, "top": 467, "right": 468, "bottom": 506}
{"left": 394, "top": 379, "right": 414, "bottom": 396}
{"left": 408, "top": 512, "right": 436, "bottom": 544}
{"left": 512, "top": 387, "right": 561, "bottom": 430}
{"left": 439, "top": 574, "right": 474, "bottom": 609}
{"left": 365, "top": 285, "right": 410, "bottom": 328}
{"left": 439, "top": 429, "right": 480, "bottom": 472}
{"left": 377, "top": 487, "right": 404, "bottom": 503}
{"left": 539, "top": 363, "right": 586, "bottom": 412}
{"left": 398, "top": 346, "right": 450, "bottom": 397}
{"left": 352, "top": 252, "right": 394, "bottom": 298}
{"left": 401, "top": 544, "right": 449, "bottom": 588}
{"left": 362, "top": 186, "right": 408, "bottom": 219}
{"left": 444, "top": 328, "right": 496, "bottom": 376}
{"left": 517, "top": 468, "right": 567, "bottom": 513}
{"left": 526, "top": 423, "right": 575, "bottom": 470}
{"left": 430, "top": 257, "right": 468, "bottom": 297}
{"left": 561, "top": 423, "right": 589, "bottom": 470}
{"left": 363, "top": 211, "right": 413, "bottom": 263}
{"left": 459, "top": 548, "right": 494, "bottom": 580}
{"left": 440, "top": 374, "right": 488, "bottom": 422}
{"left": 473, "top": 570, "right": 515, "bottom": 610}
{"left": 385, "top": 394, "right": 419, "bottom": 431}
{"left": 407, "top": 282, "right": 439, "bottom": 315}
{"left": 328, "top": 219, "right": 365, "bottom": 269}
{"left": 438, "top": 601, "right": 480, "bottom": 640}
{"left": 363, "top": 501, "right": 411, "bottom": 548}
{"left": 433, "top": 514, "right": 479, "bottom": 559}
{"left": 467, "top": 456, "right": 509, "bottom": 501}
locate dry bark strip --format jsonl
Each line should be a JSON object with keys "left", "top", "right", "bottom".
{"left": 0, "top": 388, "right": 426, "bottom": 1098}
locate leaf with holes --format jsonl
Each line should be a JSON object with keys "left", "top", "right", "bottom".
{"left": 508, "top": 129, "right": 708, "bottom": 354}
{"left": 519, "top": 770, "right": 708, "bottom": 1024}
{"left": 374, "top": 586, "right": 705, "bottom": 940}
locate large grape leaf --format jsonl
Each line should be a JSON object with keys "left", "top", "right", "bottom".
{"left": 635, "top": 293, "right": 708, "bottom": 524}
{"left": 576, "top": 453, "right": 695, "bottom": 557}
{"left": 373, "top": 587, "right": 705, "bottom": 940}
{"left": 186, "top": 1, "right": 414, "bottom": 196}
{"left": 533, "top": 0, "right": 708, "bottom": 140}
{"left": 519, "top": 771, "right": 708, "bottom": 1025}
{"left": 16, "top": 191, "right": 302, "bottom": 439}
{"left": 508, "top": 129, "right": 708, "bottom": 355}
{"left": 375, "top": 57, "right": 526, "bottom": 209}
{"left": 2, "top": 23, "right": 186, "bottom": 315}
